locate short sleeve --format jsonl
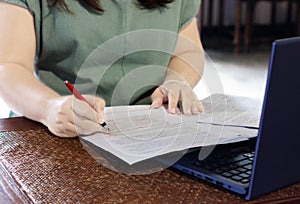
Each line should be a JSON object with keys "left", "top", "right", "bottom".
{"left": 0, "top": 0, "right": 29, "bottom": 10}
{"left": 179, "top": 0, "right": 201, "bottom": 28}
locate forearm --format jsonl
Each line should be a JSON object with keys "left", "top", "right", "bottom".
{"left": 164, "top": 18, "right": 204, "bottom": 88}
{"left": 165, "top": 48, "right": 204, "bottom": 88}
{"left": 0, "top": 63, "right": 59, "bottom": 122}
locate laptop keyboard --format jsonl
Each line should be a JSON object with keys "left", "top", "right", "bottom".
{"left": 193, "top": 146, "right": 255, "bottom": 185}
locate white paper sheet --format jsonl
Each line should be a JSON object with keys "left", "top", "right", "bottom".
{"left": 82, "top": 95, "right": 261, "bottom": 165}
{"left": 198, "top": 94, "right": 262, "bottom": 128}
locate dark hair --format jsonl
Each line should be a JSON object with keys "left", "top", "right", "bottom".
{"left": 49, "top": 0, "right": 175, "bottom": 13}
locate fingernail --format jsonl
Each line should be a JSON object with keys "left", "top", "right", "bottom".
{"left": 170, "top": 107, "right": 176, "bottom": 114}
{"left": 185, "top": 109, "right": 192, "bottom": 115}
{"left": 192, "top": 107, "right": 200, "bottom": 114}
{"left": 198, "top": 106, "right": 204, "bottom": 112}
{"left": 152, "top": 100, "right": 160, "bottom": 108}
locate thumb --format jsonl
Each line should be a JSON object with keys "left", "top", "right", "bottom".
{"left": 93, "top": 98, "right": 106, "bottom": 124}
{"left": 151, "top": 88, "right": 164, "bottom": 108}
{"left": 84, "top": 95, "right": 106, "bottom": 124}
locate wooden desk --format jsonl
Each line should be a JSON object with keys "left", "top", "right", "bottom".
{"left": 0, "top": 117, "right": 299, "bottom": 203}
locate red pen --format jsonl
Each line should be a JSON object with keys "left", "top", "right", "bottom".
{"left": 64, "top": 80, "right": 109, "bottom": 130}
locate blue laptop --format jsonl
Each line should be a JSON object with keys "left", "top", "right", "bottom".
{"left": 167, "top": 37, "right": 300, "bottom": 200}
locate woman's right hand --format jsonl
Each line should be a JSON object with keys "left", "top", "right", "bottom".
{"left": 43, "top": 95, "right": 106, "bottom": 138}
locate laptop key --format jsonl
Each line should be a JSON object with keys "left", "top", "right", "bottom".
{"left": 232, "top": 175, "right": 243, "bottom": 181}
{"left": 236, "top": 159, "right": 252, "bottom": 166}
{"left": 222, "top": 172, "right": 233, "bottom": 178}
{"left": 244, "top": 164, "right": 253, "bottom": 170}
{"left": 229, "top": 169, "right": 239, "bottom": 174}
{"left": 237, "top": 167, "right": 247, "bottom": 172}
{"left": 243, "top": 153, "right": 254, "bottom": 158}
{"left": 239, "top": 173, "right": 250, "bottom": 178}
{"left": 230, "top": 154, "right": 247, "bottom": 162}
{"left": 228, "top": 164, "right": 238, "bottom": 170}
{"left": 241, "top": 178, "right": 250, "bottom": 184}
{"left": 219, "top": 167, "right": 231, "bottom": 172}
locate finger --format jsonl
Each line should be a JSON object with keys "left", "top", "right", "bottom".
{"left": 59, "top": 124, "right": 78, "bottom": 138}
{"left": 191, "top": 92, "right": 204, "bottom": 114}
{"left": 180, "top": 90, "right": 193, "bottom": 115}
{"left": 72, "top": 97, "right": 98, "bottom": 123}
{"left": 84, "top": 95, "right": 106, "bottom": 124}
{"left": 61, "top": 101, "right": 100, "bottom": 136}
{"left": 72, "top": 113, "right": 101, "bottom": 135}
{"left": 48, "top": 99, "right": 78, "bottom": 137}
{"left": 192, "top": 99, "right": 203, "bottom": 114}
{"left": 151, "top": 88, "right": 164, "bottom": 108}
{"left": 168, "top": 89, "right": 179, "bottom": 114}
{"left": 48, "top": 121, "right": 78, "bottom": 138}
{"left": 158, "top": 86, "right": 170, "bottom": 103}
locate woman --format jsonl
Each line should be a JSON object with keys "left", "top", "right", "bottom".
{"left": 0, "top": 0, "right": 204, "bottom": 137}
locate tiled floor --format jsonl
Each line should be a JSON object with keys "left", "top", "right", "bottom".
{"left": 0, "top": 49, "right": 270, "bottom": 119}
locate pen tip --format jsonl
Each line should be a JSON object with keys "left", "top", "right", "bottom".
{"left": 100, "top": 122, "right": 110, "bottom": 132}
{"left": 64, "top": 80, "right": 68, "bottom": 84}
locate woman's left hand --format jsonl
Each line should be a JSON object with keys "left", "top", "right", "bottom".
{"left": 151, "top": 80, "right": 203, "bottom": 115}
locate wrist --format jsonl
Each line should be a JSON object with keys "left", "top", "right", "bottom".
{"left": 39, "top": 96, "right": 60, "bottom": 126}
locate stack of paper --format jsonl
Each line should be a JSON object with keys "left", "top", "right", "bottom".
{"left": 81, "top": 94, "right": 262, "bottom": 165}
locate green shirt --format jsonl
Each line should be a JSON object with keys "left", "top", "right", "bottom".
{"left": 2, "top": 0, "right": 201, "bottom": 106}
